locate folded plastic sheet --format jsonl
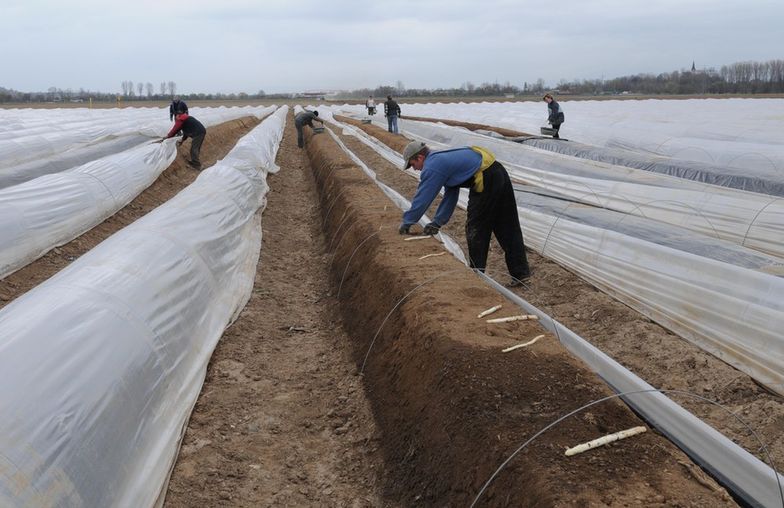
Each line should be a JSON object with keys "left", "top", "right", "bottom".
{"left": 392, "top": 118, "right": 784, "bottom": 260}
{"left": 0, "top": 106, "right": 276, "bottom": 279}
{"left": 327, "top": 122, "right": 784, "bottom": 507}
{"left": 0, "top": 105, "right": 288, "bottom": 507}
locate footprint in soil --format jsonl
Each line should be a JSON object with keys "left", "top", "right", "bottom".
{"left": 215, "top": 359, "right": 249, "bottom": 382}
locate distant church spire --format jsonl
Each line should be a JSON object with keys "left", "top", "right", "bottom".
{"left": 691, "top": 61, "right": 696, "bottom": 72}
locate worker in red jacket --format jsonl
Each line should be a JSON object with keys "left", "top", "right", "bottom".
{"left": 163, "top": 113, "right": 206, "bottom": 169}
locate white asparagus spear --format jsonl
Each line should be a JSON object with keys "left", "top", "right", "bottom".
{"left": 565, "top": 426, "right": 647, "bottom": 456}
{"left": 418, "top": 252, "right": 446, "bottom": 260}
{"left": 477, "top": 304, "right": 502, "bottom": 318}
{"left": 486, "top": 314, "right": 539, "bottom": 324}
{"left": 501, "top": 335, "right": 544, "bottom": 353}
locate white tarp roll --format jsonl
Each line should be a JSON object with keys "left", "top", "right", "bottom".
{"left": 0, "top": 106, "right": 276, "bottom": 279}
{"left": 0, "top": 105, "right": 287, "bottom": 507}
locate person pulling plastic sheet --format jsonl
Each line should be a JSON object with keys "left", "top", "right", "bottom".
{"left": 398, "top": 141, "right": 531, "bottom": 286}
{"left": 162, "top": 112, "right": 206, "bottom": 170}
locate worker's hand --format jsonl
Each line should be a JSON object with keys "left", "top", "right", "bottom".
{"left": 422, "top": 222, "right": 440, "bottom": 235}
{"left": 399, "top": 223, "right": 413, "bottom": 235}
{"left": 176, "top": 140, "right": 183, "bottom": 147}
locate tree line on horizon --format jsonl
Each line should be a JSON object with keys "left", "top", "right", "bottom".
{"left": 1, "top": 59, "right": 782, "bottom": 104}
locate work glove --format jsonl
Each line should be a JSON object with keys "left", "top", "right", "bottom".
{"left": 422, "top": 222, "right": 440, "bottom": 235}
{"left": 399, "top": 223, "right": 412, "bottom": 235}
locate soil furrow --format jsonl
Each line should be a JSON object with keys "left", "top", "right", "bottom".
{"left": 164, "top": 112, "right": 392, "bottom": 507}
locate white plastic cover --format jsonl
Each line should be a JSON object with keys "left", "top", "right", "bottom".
{"left": 0, "top": 105, "right": 287, "bottom": 507}
{"left": 518, "top": 137, "right": 784, "bottom": 197}
{"left": 0, "top": 106, "right": 276, "bottom": 279}
{"left": 0, "top": 106, "right": 272, "bottom": 187}
{"left": 352, "top": 98, "right": 784, "bottom": 178}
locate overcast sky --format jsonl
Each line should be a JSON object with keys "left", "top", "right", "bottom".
{"left": 2, "top": 0, "right": 782, "bottom": 94}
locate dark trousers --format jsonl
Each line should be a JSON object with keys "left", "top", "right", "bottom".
{"left": 551, "top": 122, "right": 562, "bottom": 139}
{"left": 190, "top": 133, "right": 205, "bottom": 164}
{"left": 465, "top": 161, "right": 530, "bottom": 279}
{"left": 295, "top": 121, "right": 305, "bottom": 148}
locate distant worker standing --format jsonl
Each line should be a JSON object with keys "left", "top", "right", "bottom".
{"left": 294, "top": 110, "right": 324, "bottom": 149}
{"left": 384, "top": 95, "right": 401, "bottom": 134}
{"left": 398, "top": 141, "right": 531, "bottom": 286}
{"left": 163, "top": 112, "right": 206, "bottom": 169}
{"left": 543, "top": 93, "right": 564, "bottom": 139}
{"left": 169, "top": 96, "right": 188, "bottom": 121}
{"left": 366, "top": 96, "right": 376, "bottom": 116}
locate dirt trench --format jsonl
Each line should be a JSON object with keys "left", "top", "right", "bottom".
{"left": 332, "top": 114, "right": 784, "bottom": 474}
{"left": 400, "top": 115, "right": 534, "bottom": 138}
{"left": 298, "top": 122, "right": 735, "bottom": 506}
{"left": 164, "top": 113, "right": 393, "bottom": 507}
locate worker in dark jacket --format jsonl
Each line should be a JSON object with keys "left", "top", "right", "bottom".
{"left": 399, "top": 141, "right": 531, "bottom": 286}
{"left": 383, "top": 95, "right": 401, "bottom": 134}
{"left": 294, "top": 110, "right": 324, "bottom": 148}
{"left": 543, "top": 93, "right": 564, "bottom": 139}
{"left": 163, "top": 112, "right": 206, "bottom": 169}
{"left": 169, "top": 96, "right": 188, "bottom": 121}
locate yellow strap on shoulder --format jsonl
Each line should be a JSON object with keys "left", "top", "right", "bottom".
{"left": 470, "top": 146, "right": 496, "bottom": 193}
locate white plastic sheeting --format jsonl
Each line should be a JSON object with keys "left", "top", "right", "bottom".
{"left": 0, "top": 134, "right": 152, "bottom": 190}
{"left": 0, "top": 106, "right": 271, "bottom": 186}
{"left": 326, "top": 123, "right": 784, "bottom": 508}
{"left": 0, "top": 105, "right": 287, "bottom": 507}
{"left": 516, "top": 137, "right": 784, "bottom": 197}
{"left": 347, "top": 98, "right": 784, "bottom": 176}
{"left": 390, "top": 118, "right": 784, "bottom": 260}
{"left": 0, "top": 106, "right": 276, "bottom": 279}
{"left": 517, "top": 192, "right": 784, "bottom": 397}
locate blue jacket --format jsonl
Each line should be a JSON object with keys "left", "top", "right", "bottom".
{"left": 402, "top": 147, "right": 481, "bottom": 226}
